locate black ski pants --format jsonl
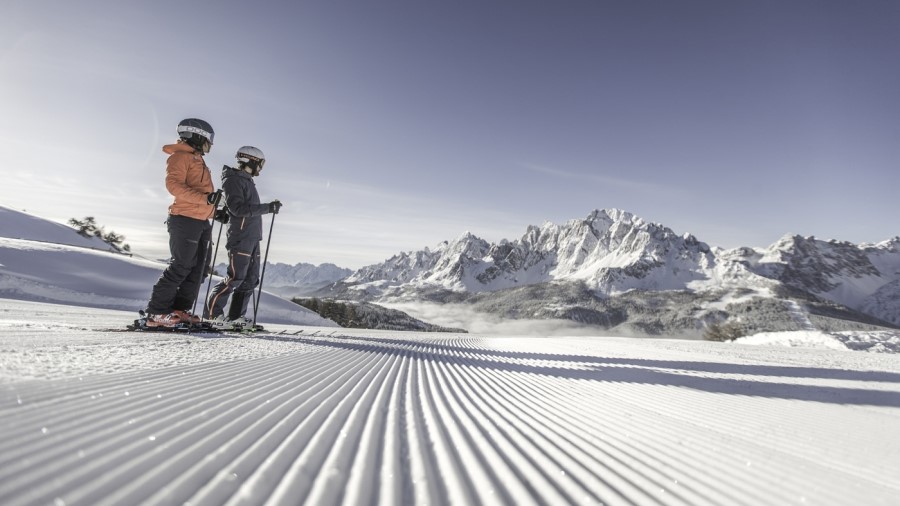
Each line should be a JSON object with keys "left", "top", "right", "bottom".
{"left": 204, "top": 240, "right": 261, "bottom": 320}
{"left": 147, "top": 214, "right": 212, "bottom": 315}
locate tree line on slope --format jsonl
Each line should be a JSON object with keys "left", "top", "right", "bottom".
{"left": 292, "top": 297, "right": 467, "bottom": 333}
{"left": 68, "top": 216, "right": 131, "bottom": 253}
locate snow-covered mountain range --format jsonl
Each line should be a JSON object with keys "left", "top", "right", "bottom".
{"left": 216, "top": 261, "right": 351, "bottom": 298}
{"left": 343, "top": 209, "right": 724, "bottom": 293}
{"left": 323, "top": 209, "right": 900, "bottom": 335}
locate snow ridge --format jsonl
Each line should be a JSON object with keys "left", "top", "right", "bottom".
{"left": 0, "top": 205, "right": 118, "bottom": 253}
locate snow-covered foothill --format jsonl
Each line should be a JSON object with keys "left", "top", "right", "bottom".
{"left": 737, "top": 329, "right": 900, "bottom": 354}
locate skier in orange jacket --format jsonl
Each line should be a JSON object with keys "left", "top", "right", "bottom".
{"left": 145, "top": 118, "right": 221, "bottom": 327}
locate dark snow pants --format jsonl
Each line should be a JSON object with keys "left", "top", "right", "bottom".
{"left": 147, "top": 214, "right": 212, "bottom": 314}
{"left": 204, "top": 241, "right": 261, "bottom": 320}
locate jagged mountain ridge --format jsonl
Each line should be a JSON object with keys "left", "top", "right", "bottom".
{"left": 344, "top": 209, "right": 761, "bottom": 295}
{"left": 329, "top": 209, "right": 900, "bottom": 329}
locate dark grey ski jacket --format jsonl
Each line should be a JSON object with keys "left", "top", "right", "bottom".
{"left": 220, "top": 165, "right": 271, "bottom": 250}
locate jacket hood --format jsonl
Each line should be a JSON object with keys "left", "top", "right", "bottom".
{"left": 221, "top": 165, "right": 253, "bottom": 182}
{"left": 163, "top": 142, "right": 197, "bottom": 155}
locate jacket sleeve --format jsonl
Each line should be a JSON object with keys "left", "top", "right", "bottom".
{"left": 223, "top": 177, "right": 269, "bottom": 217}
{"left": 165, "top": 153, "right": 210, "bottom": 205}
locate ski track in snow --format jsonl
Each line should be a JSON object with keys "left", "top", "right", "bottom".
{"left": 1, "top": 301, "right": 900, "bottom": 505}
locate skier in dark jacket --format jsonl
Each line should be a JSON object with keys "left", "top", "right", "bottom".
{"left": 204, "top": 146, "right": 281, "bottom": 328}
{"left": 145, "top": 118, "right": 221, "bottom": 328}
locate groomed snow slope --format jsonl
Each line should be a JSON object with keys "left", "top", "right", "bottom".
{"left": 1, "top": 300, "right": 899, "bottom": 506}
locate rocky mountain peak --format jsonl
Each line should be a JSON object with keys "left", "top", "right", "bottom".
{"left": 325, "top": 208, "right": 899, "bottom": 327}
{"left": 340, "top": 208, "right": 721, "bottom": 295}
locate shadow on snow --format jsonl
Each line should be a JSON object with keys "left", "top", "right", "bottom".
{"left": 236, "top": 332, "right": 900, "bottom": 408}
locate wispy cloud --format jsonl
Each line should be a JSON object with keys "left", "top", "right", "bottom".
{"left": 519, "top": 163, "right": 677, "bottom": 195}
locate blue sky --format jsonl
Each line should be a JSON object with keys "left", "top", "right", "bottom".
{"left": 1, "top": 0, "right": 898, "bottom": 269}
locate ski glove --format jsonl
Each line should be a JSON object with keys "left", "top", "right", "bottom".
{"left": 268, "top": 200, "right": 282, "bottom": 214}
{"left": 213, "top": 208, "right": 230, "bottom": 224}
{"left": 207, "top": 190, "right": 223, "bottom": 206}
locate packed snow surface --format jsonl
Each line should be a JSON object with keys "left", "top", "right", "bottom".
{"left": 2, "top": 299, "right": 899, "bottom": 505}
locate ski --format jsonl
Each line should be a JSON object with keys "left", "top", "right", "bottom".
{"left": 125, "top": 311, "right": 266, "bottom": 334}
{"left": 213, "top": 323, "right": 266, "bottom": 334}
{"left": 127, "top": 317, "right": 220, "bottom": 333}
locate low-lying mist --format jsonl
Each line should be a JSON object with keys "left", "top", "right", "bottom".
{"left": 382, "top": 301, "right": 611, "bottom": 337}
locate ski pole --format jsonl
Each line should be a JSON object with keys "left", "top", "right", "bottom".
{"left": 190, "top": 195, "right": 222, "bottom": 323}
{"left": 252, "top": 212, "right": 276, "bottom": 328}
{"left": 188, "top": 232, "right": 212, "bottom": 327}
{"left": 202, "top": 215, "right": 225, "bottom": 318}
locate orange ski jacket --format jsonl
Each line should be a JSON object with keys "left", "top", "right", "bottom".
{"left": 162, "top": 142, "right": 215, "bottom": 221}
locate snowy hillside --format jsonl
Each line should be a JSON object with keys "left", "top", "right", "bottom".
{"left": 328, "top": 209, "right": 900, "bottom": 333}
{"left": 0, "top": 207, "right": 335, "bottom": 327}
{"left": 1, "top": 299, "right": 899, "bottom": 505}
{"left": 0, "top": 205, "right": 117, "bottom": 252}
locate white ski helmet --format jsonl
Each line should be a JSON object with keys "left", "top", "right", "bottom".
{"left": 235, "top": 146, "right": 266, "bottom": 176}
{"left": 177, "top": 118, "right": 214, "bottom": 153}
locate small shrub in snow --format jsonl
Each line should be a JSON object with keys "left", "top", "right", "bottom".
{"left": 704, "top": 321, "right": 746, "bottom": 342}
